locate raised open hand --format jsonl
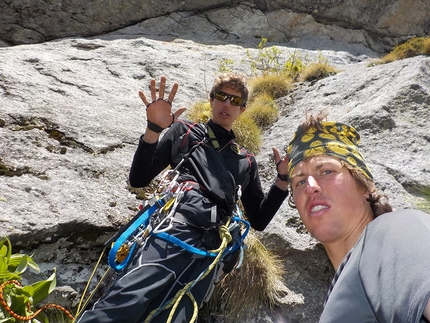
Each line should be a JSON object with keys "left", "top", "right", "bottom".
{"left": 139, "top": 76, "right": 186, "bottom": 133}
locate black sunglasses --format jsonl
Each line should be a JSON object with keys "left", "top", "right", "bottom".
{"left": 213, "top": 91, "right": 245, "bottom": 106}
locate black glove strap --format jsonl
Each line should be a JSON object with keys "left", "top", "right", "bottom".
{"left": 277, "top": 173, "right": 289, "bottom": 181}
{"left": 147, "top": 120, "right": 164, "bottom": 133}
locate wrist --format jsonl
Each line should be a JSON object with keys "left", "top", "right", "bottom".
{"left": 277, "top": 173, "right": 289, "bottom": 181}
{"left": 275, "top": 178, "right": 289, "bottom": 192}
{"left": 143, "top": 129, "right": 160, "bottom": 144}
{"left": 147, "top": 120, "right": 164, "bottom": 133}
{"left": 146, "top": 113, "right": 176, "bottom": 134}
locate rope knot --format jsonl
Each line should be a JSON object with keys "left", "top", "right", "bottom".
{"left": 218, "top": 224, "right": 232, "bottom": 244}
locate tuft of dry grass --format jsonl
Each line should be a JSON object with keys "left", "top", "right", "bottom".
{"left": 207, "top": 232, "right": 285, "bottom": 323}
{"left": 185, "top": 101, "right": 212, "bottom": 123}
{"left": 299, "top": 62, "right": 338, "bottom": 82}
{"left": 232, "top": 113, "right": 262, "bottom": 154}
{"left": 185, "top": 100, "right": 262, "bottom": 154}
{"left": 246, "top": 93, "right": 279, "bottom": 129}
{"left": 423, "top": 37, "right": 430, "bottom": 55}
{"left": 370, "top": 36, "right": 430, "bottom": 65}
{"left": 248, "top": 73, "right": 293, "bottom": 101}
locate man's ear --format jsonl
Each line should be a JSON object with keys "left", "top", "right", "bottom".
{"left": 239, "top": 106, "right": 246, "bottom": 114}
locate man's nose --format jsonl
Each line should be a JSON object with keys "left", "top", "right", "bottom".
{"left": 305, "top": 175, "right": 321, "bottom": 194}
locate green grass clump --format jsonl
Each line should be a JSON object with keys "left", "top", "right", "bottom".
{"left": 248, "top": 73, "right": 293, "bottom": 101}
{"left": 207, "top": 233, "right": 285, "bottom": 323}
{"left": 186, "top": 100, "right": 261, "bottom": 153}
{"left": 371, "top": 36, "right": 430, "bottom": 65}
{"left": 246, "top": 93, "right": 279, "bottom": 129}
{"left": 233, "top": 113, "right": 262, "bottom": 154}
{"left": 185, "top": 101, "right": 212, "bottom": 123}
{"left": 299, "top": 61, "right": 338, "bottom": 82}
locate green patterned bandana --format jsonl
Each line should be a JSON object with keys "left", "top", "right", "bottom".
{"left": 287, "top": 121, "right": 374, "bottom": 181}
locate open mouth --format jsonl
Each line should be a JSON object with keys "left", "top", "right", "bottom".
{"left": 311, "top": 205, "right": 328, "bottom": 213}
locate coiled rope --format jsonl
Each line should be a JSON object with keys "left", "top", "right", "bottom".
{"left": 0, "top": 279, "right": 75, "bottom": 322}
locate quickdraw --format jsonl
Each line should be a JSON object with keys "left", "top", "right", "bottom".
{"left": 0, "top": 279, "right": 75, "bottom": 322}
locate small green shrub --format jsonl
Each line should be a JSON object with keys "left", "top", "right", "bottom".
{"left": 218, "top": 58, "right": 235, "bottom": 73}
{"left": 246, "top": 93, "right": 279, "bottom": 128}
{"left": 243, "top": 38, "right": 283, "bottom": 76}
{"left": 282, "top": 50, "right": 309, "bottom": 80}
{"left": 248, "top": 73, "right": 293, "bottom": 101}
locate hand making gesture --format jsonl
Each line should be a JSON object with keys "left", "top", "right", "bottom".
{"left": 139, "top": 76, "right": 186, "bottom": 142}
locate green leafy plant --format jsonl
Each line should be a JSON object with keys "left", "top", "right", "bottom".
{"left": 0, "top": 237, "right": 73, "bottom": 323}
{"left": 243, "top": 38, "right": 283, "bottom": 76}
{"left": 282, "top": 50, "right": 309, "bottom": 80}
{"left": 218, "top": 58, "right": 235, "bottom": 73}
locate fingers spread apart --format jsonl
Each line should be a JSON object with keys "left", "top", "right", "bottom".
{"left": 140, "top": 76, "right": 179, "bottom": 109}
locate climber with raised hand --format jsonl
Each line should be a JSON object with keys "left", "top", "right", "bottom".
{"left": 76, "top": 72, "right": 289, "bottom": 323}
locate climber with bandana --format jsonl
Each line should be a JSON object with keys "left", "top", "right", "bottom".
{"left": 286, "top": 111, "right": 430, "bottom": 323}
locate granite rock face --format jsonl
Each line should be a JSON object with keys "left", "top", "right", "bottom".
{"left": 1, "top": 0, "right": 429, "bottom": 52}
{"left": 0, "top": 15, "right": 429, "bottom": 323}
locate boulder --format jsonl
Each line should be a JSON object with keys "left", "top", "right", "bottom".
{"left": 1, "top": 0, "right": 429, "bottom": 52}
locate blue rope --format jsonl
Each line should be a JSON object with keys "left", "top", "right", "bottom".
{"left": 153, "top": 216, "right": 250, "bottom": 259}
{"left": 152, "top": 232, "right": 218, "bottom": 257}
{"left": 108, "top": 196, "right": 169, "bottom": 271}
{"left": 108, "top": 197, "right": 250, "bottom": 271}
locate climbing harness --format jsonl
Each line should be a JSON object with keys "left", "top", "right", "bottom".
{"left": 75, "top": 124, "right": 250, "bottom": 322}
{"left": 0, "top": 279, "right": 75, "bottom": 322}
{"left": 107, "top": 169, "right": 249, "bottom": 271}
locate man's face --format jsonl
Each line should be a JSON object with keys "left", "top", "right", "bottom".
{"left": 290, "top": 155, "right": 373, "bottom": 245}
{"left": 210, "top": 86, "right": 245, "bottom": 131}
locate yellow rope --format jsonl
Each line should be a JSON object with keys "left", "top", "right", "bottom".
{"left": 144, "top": 220, "right": 232, "bottom": 323}
{"left": 74, "top": 246, "right": 109, "bottom": 321}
